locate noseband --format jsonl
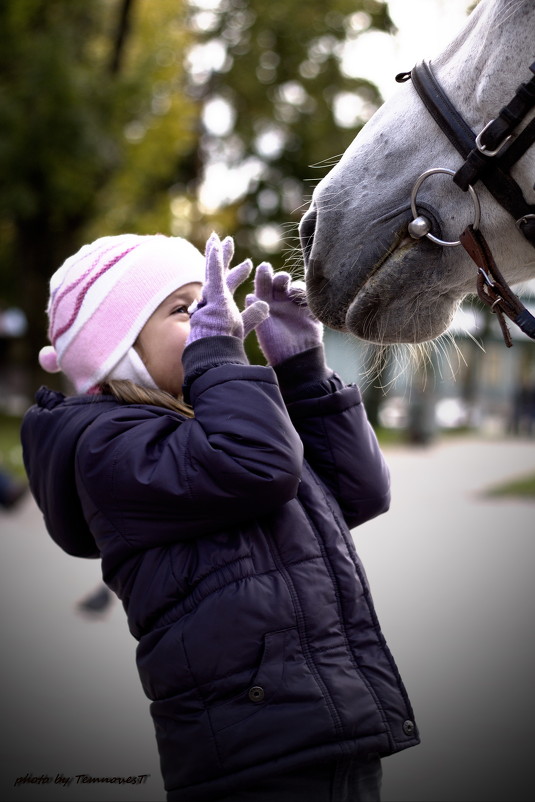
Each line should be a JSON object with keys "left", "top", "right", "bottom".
{"left": 396, "top": 60, "right": 535, "bottom": 346}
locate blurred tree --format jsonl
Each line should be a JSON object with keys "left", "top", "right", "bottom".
{"left": 183, "top": 0, "right": 392, "bottom": 267}
{"left": 165, "top": 0, "right": 393, "bottom": 363}
{"left": 0, "top": 0, "right": 198, "bottom": 386}
{"left": 0, "top": 0, "right": 391, "bottom": 386}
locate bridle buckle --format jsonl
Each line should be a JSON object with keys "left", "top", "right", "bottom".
{"left": 475, "top": 119, "right": 513, "bottom": 157}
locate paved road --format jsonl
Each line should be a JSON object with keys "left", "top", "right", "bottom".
{"left": 1, "top": 434, "right": 534, "bottom": 802}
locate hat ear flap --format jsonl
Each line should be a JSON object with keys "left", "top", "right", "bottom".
{"left": 38, "top": 345, "right": 61, "bottom": 373}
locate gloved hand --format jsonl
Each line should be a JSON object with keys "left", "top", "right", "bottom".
{"left": 187, "top": 233, "right": 269, "bottom": 345}
{"left": 246, "top": 262, "right": 323, "bottom": 365}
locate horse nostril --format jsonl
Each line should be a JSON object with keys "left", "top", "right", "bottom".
{"left": 299, "top": 208, "right": 317, "bottom": 265}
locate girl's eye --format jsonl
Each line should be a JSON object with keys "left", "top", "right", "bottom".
{"left": 172, "top": 305, "right": 189, "bottom": 316}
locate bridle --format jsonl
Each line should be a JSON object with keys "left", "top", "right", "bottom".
{"left": 395, "top": 60, "right": 535, "bottom": 346}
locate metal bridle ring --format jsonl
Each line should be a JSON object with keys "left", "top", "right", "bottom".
{"left": 410, "top": 167, "right": 481, "bottom": 247}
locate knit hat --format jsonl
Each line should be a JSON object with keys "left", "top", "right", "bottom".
{"left": 38, "top": 234, "right": 205, "bottom": 393}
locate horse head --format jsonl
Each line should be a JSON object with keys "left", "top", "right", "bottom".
{"left": 300, "top": 0, "right": 535, "bottom": 344}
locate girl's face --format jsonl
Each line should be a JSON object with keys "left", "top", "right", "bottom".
{"left": 135, "top": 282, "right": 202, "bottom": 396}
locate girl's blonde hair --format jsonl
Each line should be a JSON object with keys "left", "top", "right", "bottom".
{"left": 100, "top": 379, "right": 194, "bottom": 417}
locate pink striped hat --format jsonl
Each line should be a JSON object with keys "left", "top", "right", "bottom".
{"left": 38, "top": 233, "right": 205, "bottom": 393}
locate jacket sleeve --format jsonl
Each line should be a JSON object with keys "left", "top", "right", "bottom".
{"left": 274, "top": 346, "right": 390, "bottom": 529}
{"left": 75, "top": 337, "right": 304, "bottom": 548}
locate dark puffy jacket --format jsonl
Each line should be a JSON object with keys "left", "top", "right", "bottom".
{"left": 21, "top": 337, "right": 419, "bottom": 801}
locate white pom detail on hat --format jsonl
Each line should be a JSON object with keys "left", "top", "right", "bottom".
{"left": 38, "top": 344, "right": 61, "bottom": 373}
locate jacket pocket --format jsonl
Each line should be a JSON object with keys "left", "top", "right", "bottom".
{"left": 205, "top": 626, "right": 335, "bottom": 771}
{"left": 208, "top": 627, "right": 288, "bottom": 733}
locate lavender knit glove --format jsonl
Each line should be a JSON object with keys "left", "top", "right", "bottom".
{"left": 187, "top": 233, "right": 269, "bottom": 345}
{"left": 246, "top": 262, "right": 323, "bottom": 365}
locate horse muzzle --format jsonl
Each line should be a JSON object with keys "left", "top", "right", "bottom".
{"left": 300, "top": 201, "right": 445, "bottom": 335}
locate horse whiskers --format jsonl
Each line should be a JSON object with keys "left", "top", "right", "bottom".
{"left": 444, "top": 331, "right": 472, "bottom": 373}
{"left": 354, "top": 303, "right": 478, "bottom": 392}
{"left": 308, "top": 154, "right": 345, "bottom": 170}
{"left": 285, "top": 200, "right": 315, "bottom": 216}
{"left": 278, "top": 237, "right": 479, "bottom": 395}
{"left": 495, "top": 0, "right": 527, "bottom": 30}
{"left": 301, "top": 184, "right": 354, "bottom": 213}
{"left": 280, "top": 232, "right": 307, "bottom": 279}
{"left": 355, "top": 343, "right": 390, "bottom": 394}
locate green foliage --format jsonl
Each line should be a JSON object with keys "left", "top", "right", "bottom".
{"left": 84, "top": 0, "right": 201, "bottom": 241}
{"left": 0, "top": 0, "right": 391, "bottom": 375}
{"left": 485, "top": 473, "right": 535, "bottom": 499}
{"left": 0, "top": 0, "right": 197, "bottom": 238}
{"left": 187, "top": 0, "right": 392, "bottom": 266}
{"left": 0, "top": 413, "right": 24, "bottom": 478}
{"left": 0, "top": 0, "right": 200, "bottom": 375}
{"left": 0, "top": 2, "right": 116, "bottom": 230}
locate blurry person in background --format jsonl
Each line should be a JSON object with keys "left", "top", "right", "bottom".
{"left": 0, "top": 304, "right": 28, "bottom": 511}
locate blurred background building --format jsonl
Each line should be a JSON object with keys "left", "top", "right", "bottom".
{"left": 324, "top": 280, "right": 535, "bottom": 442}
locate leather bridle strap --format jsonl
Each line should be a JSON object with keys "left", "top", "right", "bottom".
{"left": 397, "top": 61, "right": 535, "bottom": 246}
{"left": 460, "top": 225, "right": 535, "bottom": 347}
{"left": 476, "top": 61, "right": 535, "bottom": 152}
{"left": 397, "top": 62, "right": 475, "bottom": 154}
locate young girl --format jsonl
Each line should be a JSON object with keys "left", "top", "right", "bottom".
{"left": 21, "top": 231, "right": 419, "bottom": 802}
